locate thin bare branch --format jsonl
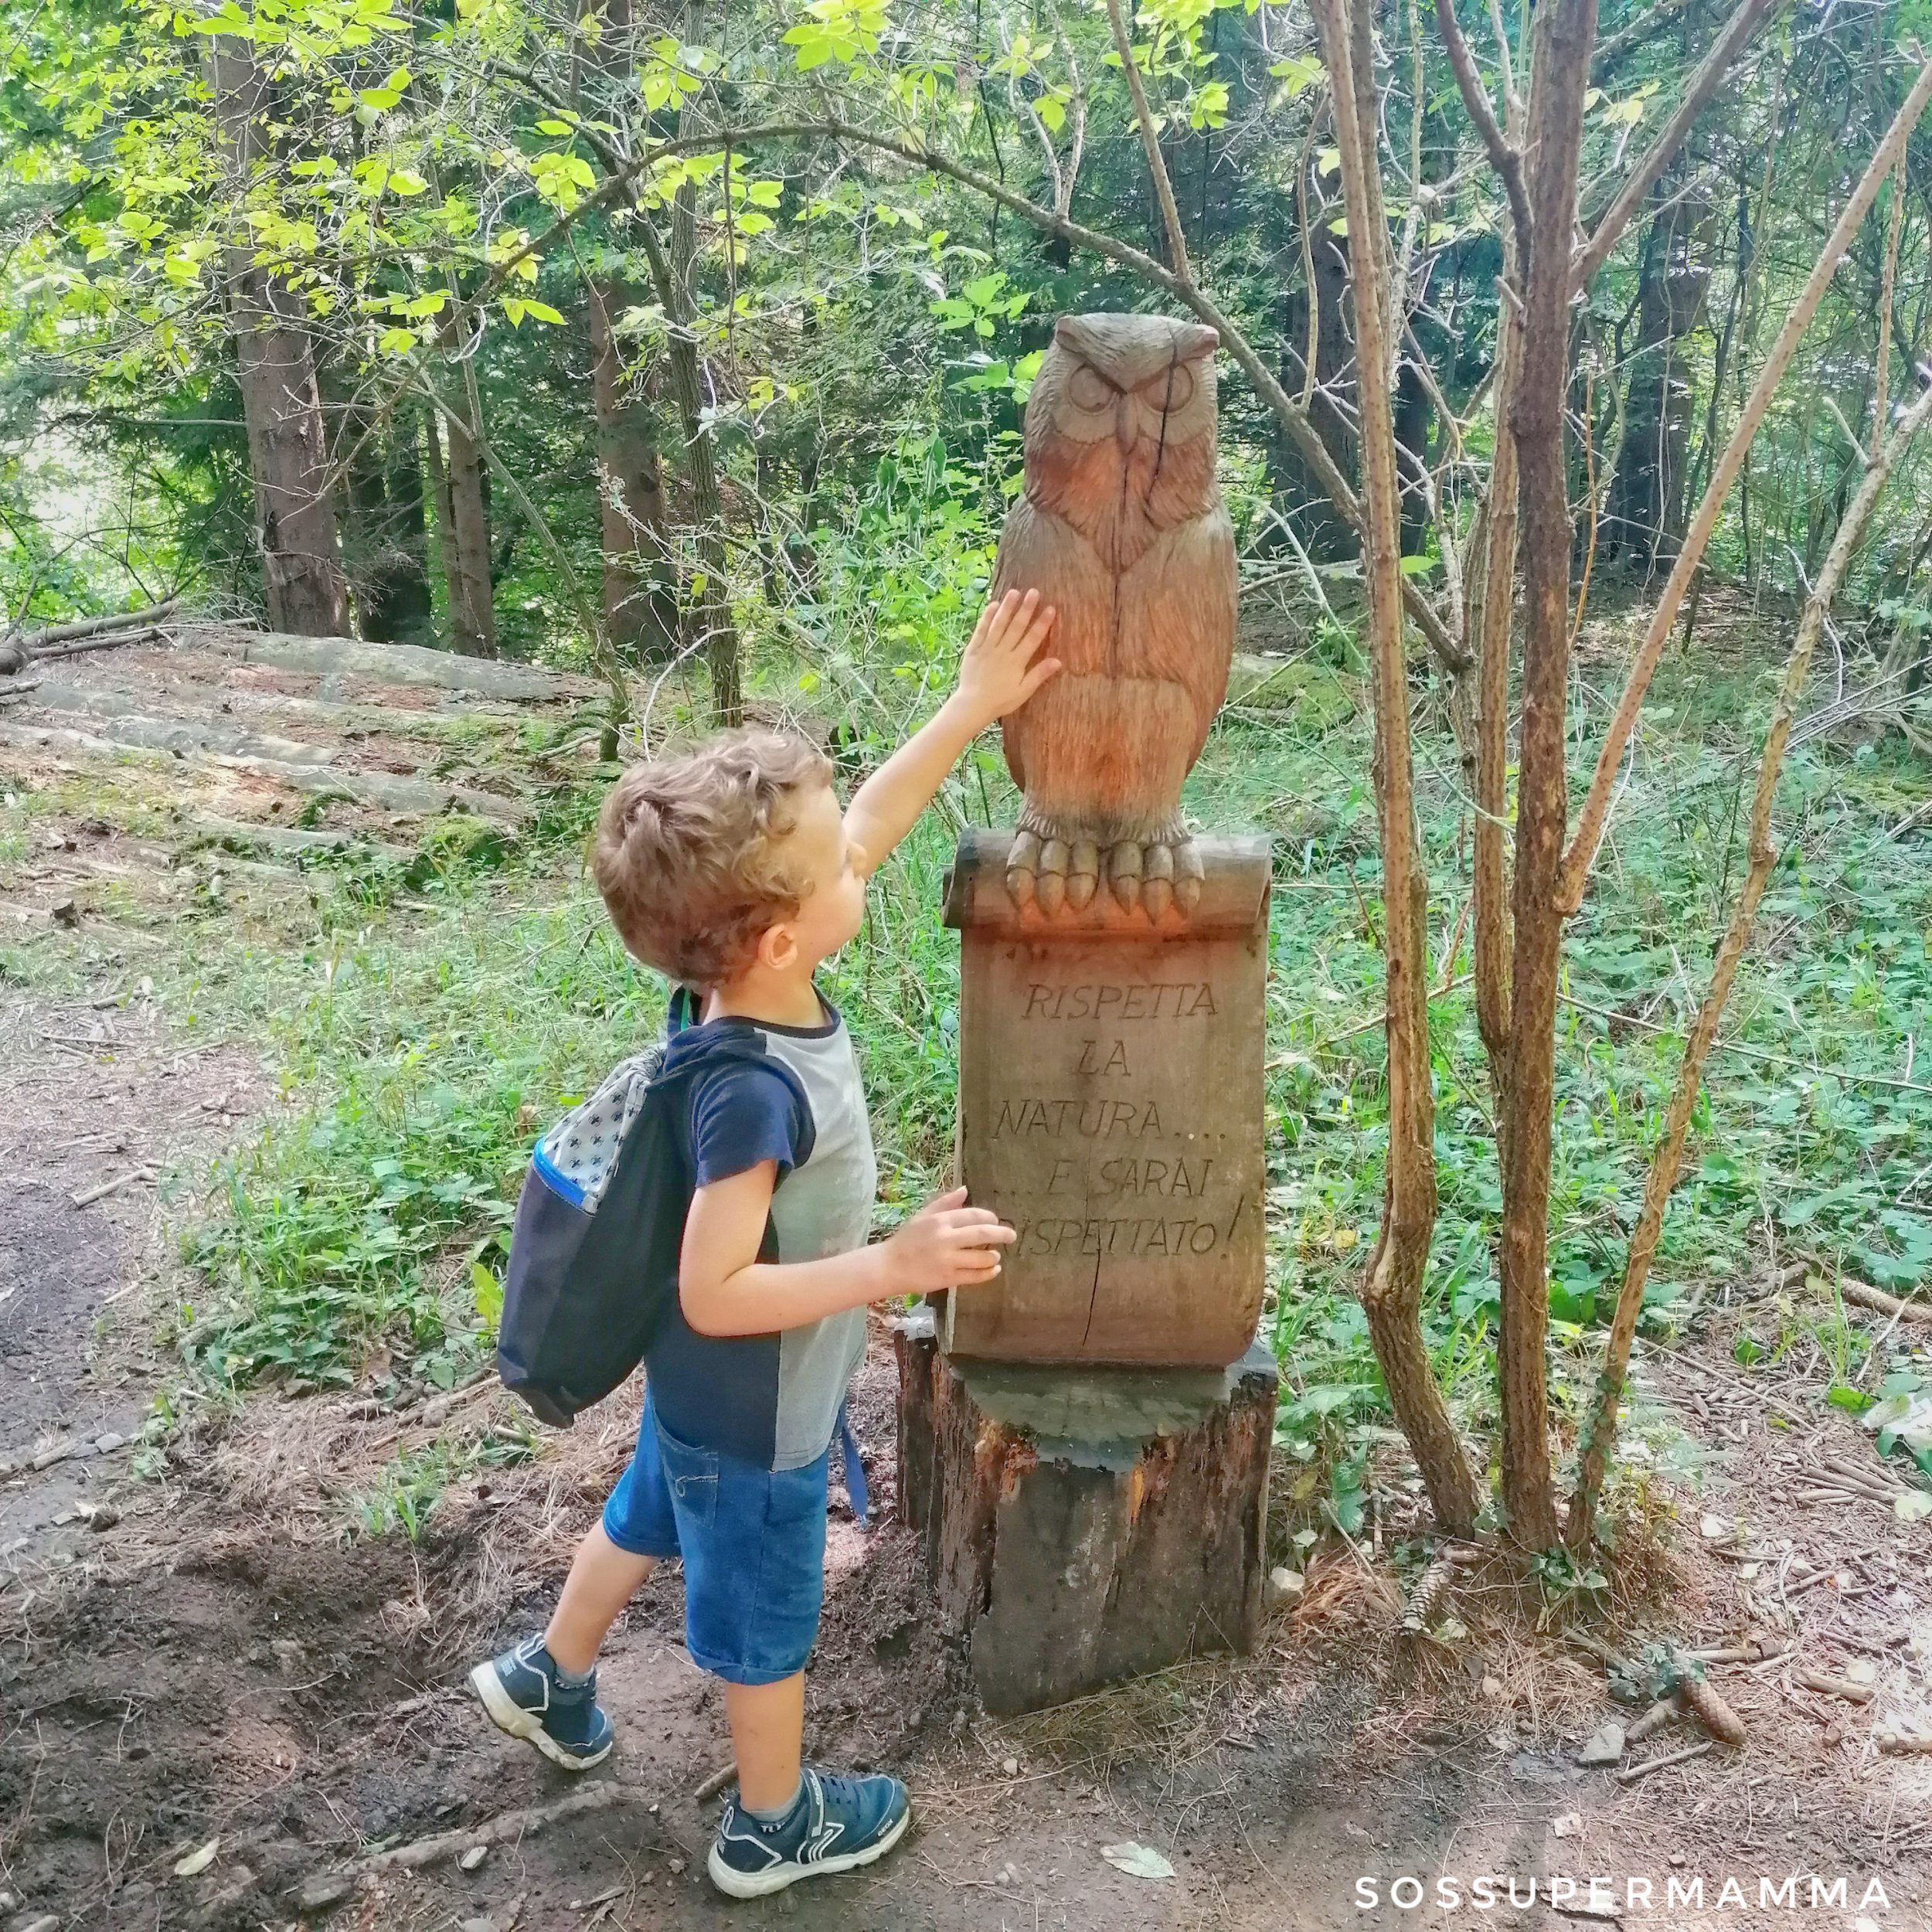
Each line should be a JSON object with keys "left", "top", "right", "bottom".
{"left": 1572, "top": 0, "right": 1781, "bottom": 292}
{"left": 1567, "top": 380, "right": 1932, "bottom": 1543}
{"left": 1104, "top": 0, "right": 1191, "bottom": 281}
{"left": 1560, "top": 56, "right": 1932, "bottom": 911}
{"left": 1433, "top": 0, "right": 1532, "bottom": 255}
{"left": 1311, "top": 0, "right": 1481, "bottom": 1539}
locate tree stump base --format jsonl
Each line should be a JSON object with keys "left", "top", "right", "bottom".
{"left": 893, "top": 1317, "right": 1278, "bottom": 1715}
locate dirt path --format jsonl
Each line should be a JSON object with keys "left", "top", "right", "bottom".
{"left": 4, "top": 630, "right": 1930, "bottom": 1932}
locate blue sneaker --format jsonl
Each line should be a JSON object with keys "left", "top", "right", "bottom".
{"left": 708, "top": 1766, "right": 911, "bottom": 1898}
{"left": 468, "top": 1635, "right": 614, "bottom": 1770}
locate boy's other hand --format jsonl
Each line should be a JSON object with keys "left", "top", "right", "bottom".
{"left": 882, "top": 1186, "right": 1015, "bottom": 1293}
{"left": 954, "top": 589, "right": 1061, "bottom": 730}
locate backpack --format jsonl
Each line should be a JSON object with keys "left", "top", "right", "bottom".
{"left": 495, "top": 991, "right": 813, "bottom": 1427}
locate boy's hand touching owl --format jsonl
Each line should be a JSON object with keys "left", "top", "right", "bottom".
{"left": 954, "top": 588, "right": 1061, "bottom": 730}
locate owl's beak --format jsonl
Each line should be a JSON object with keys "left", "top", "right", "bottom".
{"left": 1115, "top": 397, "right": 1134, "bottom": 454}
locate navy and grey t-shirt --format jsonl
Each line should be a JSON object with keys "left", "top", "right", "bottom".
{"left": 645, "top": 992, "right": 877, "bottom": 1471}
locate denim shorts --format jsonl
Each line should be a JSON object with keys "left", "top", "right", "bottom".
{"left": 602, "top": 1389, "right": 828, "bottom": 1685}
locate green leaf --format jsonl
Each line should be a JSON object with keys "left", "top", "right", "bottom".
{"left": 470, "top": 1260, "right": 503, "bottom": 1328}
{"left": 1826, "top": 1383, "right": 1875, "bottom": 1414}
{"left": 536, "top": 118, "right": 573, "bottom": 135}
{"left": 386, "top": 168, "right": 428, "bottom": 196}
{"left": 519, "top": 299, "right": 564, "bottom": 325}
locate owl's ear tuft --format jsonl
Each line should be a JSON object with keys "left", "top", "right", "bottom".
{"left": 1179, "top": 323, "right": 1219, "bottom": 360}
{"left": 1053, "top": 315, "right": 1085, "bottom": 346}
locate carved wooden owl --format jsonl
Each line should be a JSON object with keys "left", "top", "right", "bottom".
{"left": 994, "top": 311, "right": 1236, "bottom": 917}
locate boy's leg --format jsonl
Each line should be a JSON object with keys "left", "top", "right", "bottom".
{"left": 668, "top": 1437, "right": 910, "bottom": 1897}
{"left": 471, "top": 1391, "right": 677, "bottom": 1770}
{"left": 721, "top": 1674, "right": 805, "bottom": 1813}
{"left": 546, "top": 1526, "right": 656, "bottom": 1675}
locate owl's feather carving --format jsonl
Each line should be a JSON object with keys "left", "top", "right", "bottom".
{"left": 992, "top": 313, "right": 1236, "bottom": 916}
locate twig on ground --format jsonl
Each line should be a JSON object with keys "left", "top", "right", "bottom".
{"left": 71, "top": 1166, "right": 155, "bottom": 1209}
{"left": 1876, "top": 1731, "right": 1932, "bottom": 1754}
{"left": 298, "top": 1780, "right": 636, "bottom": 1894}
{"left": 1624, "top": 1693, "right": 1682, "bottom": 1743}
{"left": 1797, "top": 1671, "right": 1873, "bottom": 1705}
{"left": 1615, "top": 1739, "right": 1713, "bottom": 1784}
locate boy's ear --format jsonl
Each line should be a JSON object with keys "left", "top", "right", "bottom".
{"left": 757, "top": 920, "right": 800, "bottom": 974}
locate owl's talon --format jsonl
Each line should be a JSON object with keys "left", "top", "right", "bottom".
{"left": 1142, "top": 843, "right": 1175, "bottom": 921}
{"left": 1107, "top": 842, "right": 1143, "bottom": 911}
{"left": 1036, "top": 838, "right": 1070, "bottom": 915}
{"left": 1066, "top": 840, "right": 1099, "bottom": 910}
{"left": 1006, "top": 830, "right": 1042, "bottom": 909}
{"left": 1173, "top": 840, "right": 1205, "bottom": 915}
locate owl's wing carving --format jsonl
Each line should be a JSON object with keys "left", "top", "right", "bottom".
{"left": 990, "top": 495, "right": 1110, "bottom": 794}
{"left": 1117, "top": 499, "right": 1238, "bottom": 774}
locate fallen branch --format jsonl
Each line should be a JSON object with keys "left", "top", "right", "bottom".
{"left": 8, "top": 598, "right": 180, "bottom": 655}
{"left": 1804, "top": 1262, "right": 1932, "bottom": 1328}
{"left": 1798, "top": 1670, "right": 1872, "bottom": 1705}
{"left": 1624, "top": 1692, "right": 1683, "bottom": 1743}
{"left": 1615, "top": 1739, "right": 1712, "bottom": 1784}
{"left": 1876, "top": 1730, "right": 1932, "bottom": 1755}
{"left": 72, "top": 1167, "right": 155, "bottom": 1209}
{"left": 294, "top": 1780, "right": 636, "bottom": 1901}
{"left": 32, "top": 624, "right": 172, "bottom": 663}
{"left": 692, "top": 1761, "right": 736, "bottom": 1804}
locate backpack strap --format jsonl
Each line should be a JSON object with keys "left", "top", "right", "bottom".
{"left": 835, "top": 1401, "right": 869, "bottom": 1526}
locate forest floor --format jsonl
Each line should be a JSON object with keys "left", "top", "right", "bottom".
{"left": 2, "top": 624, "right": 1930, "bottom": 1932}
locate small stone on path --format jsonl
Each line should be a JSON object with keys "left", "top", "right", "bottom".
{"left": 1577, "top": 1723, "right": 1625, "bottom": 1767}
{"left": 459, "top": 1844, "right": 488, "bottom": 1872}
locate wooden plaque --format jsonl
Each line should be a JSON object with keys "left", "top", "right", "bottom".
{"left": 940, "top": 828, "right": 1270, "bottom": 1367}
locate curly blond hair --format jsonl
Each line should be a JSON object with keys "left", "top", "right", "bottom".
{"left": 590, "top": 730, "right": 833, "bottom": 990}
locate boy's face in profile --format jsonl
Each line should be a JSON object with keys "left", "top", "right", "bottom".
{"left": 766, "top": 781, "right": 867, "bottom": 972}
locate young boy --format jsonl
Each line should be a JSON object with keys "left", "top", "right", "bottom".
{"left": 470, "top": 590, "right": 1060, "bottom": 1899}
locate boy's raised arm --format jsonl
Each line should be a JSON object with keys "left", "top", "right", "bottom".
{"left": 842, "top": 589, "right": 1059, "bottom": 876}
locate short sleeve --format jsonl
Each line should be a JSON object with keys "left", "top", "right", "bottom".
{"left": 689, "top": 1063, "right": 807, "bottom": 1188}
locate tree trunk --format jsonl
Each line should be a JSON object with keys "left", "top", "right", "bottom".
{"left": 422, "top": 400, "right": 456, "bottom": 628}
{"left": 639, "top": 184, "right": 740, "bottom": 723}
{"left": 1495, "top": 0, "right": 1599, "bottom": 1553}
{"left": 336, "top": 384, "right": 433, "bottom": 644}
{"left": 1605, "top": 174, "right": 1713, "bottom": 576}
{"left": 588, "top": 279, "right": 679, "bottom": 660}
{"left": 1275, "top": 156, "right": 1359, "bottom": 560}
{"left": 208, "top": 42, "right": 348, "bottom": 637}
{"left": 439, "top": 393, "right": 498, "bottom": 659}
{"left": 380, "top": 417, "right": 434, "bottom": 641}
{"left": 1311, "top": 0, "right": 1479, "bottom": 1538}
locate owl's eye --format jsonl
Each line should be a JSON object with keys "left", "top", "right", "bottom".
{"left": 1067, "top": 364, "right": 1117, "bottom": 411}
{"left": 1139, "top": 362, "right": 1197, "bottom": 411}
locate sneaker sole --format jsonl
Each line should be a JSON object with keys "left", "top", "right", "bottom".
{"left": 468, "top": 1662, "right": 612, "bottom": 1772}
{"left": 706, "top": 1804, "right": 910, "bottom": 1899}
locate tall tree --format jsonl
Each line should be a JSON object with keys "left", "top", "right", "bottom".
{"left": 429, "top": 380, "right": 498, "bottom": 659}
{"left": 1604, "top": 170, "right": 1714, "bottom": 573}
{"left": 207, "top": 39, "right": 348, "bottom": 636}
{"left": 580, "top": 0, "right": 679, "bottom": 662}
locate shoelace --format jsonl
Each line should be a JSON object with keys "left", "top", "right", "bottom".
{"left": 811, "top": 1770, "right": 880, "bottom": 1814}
